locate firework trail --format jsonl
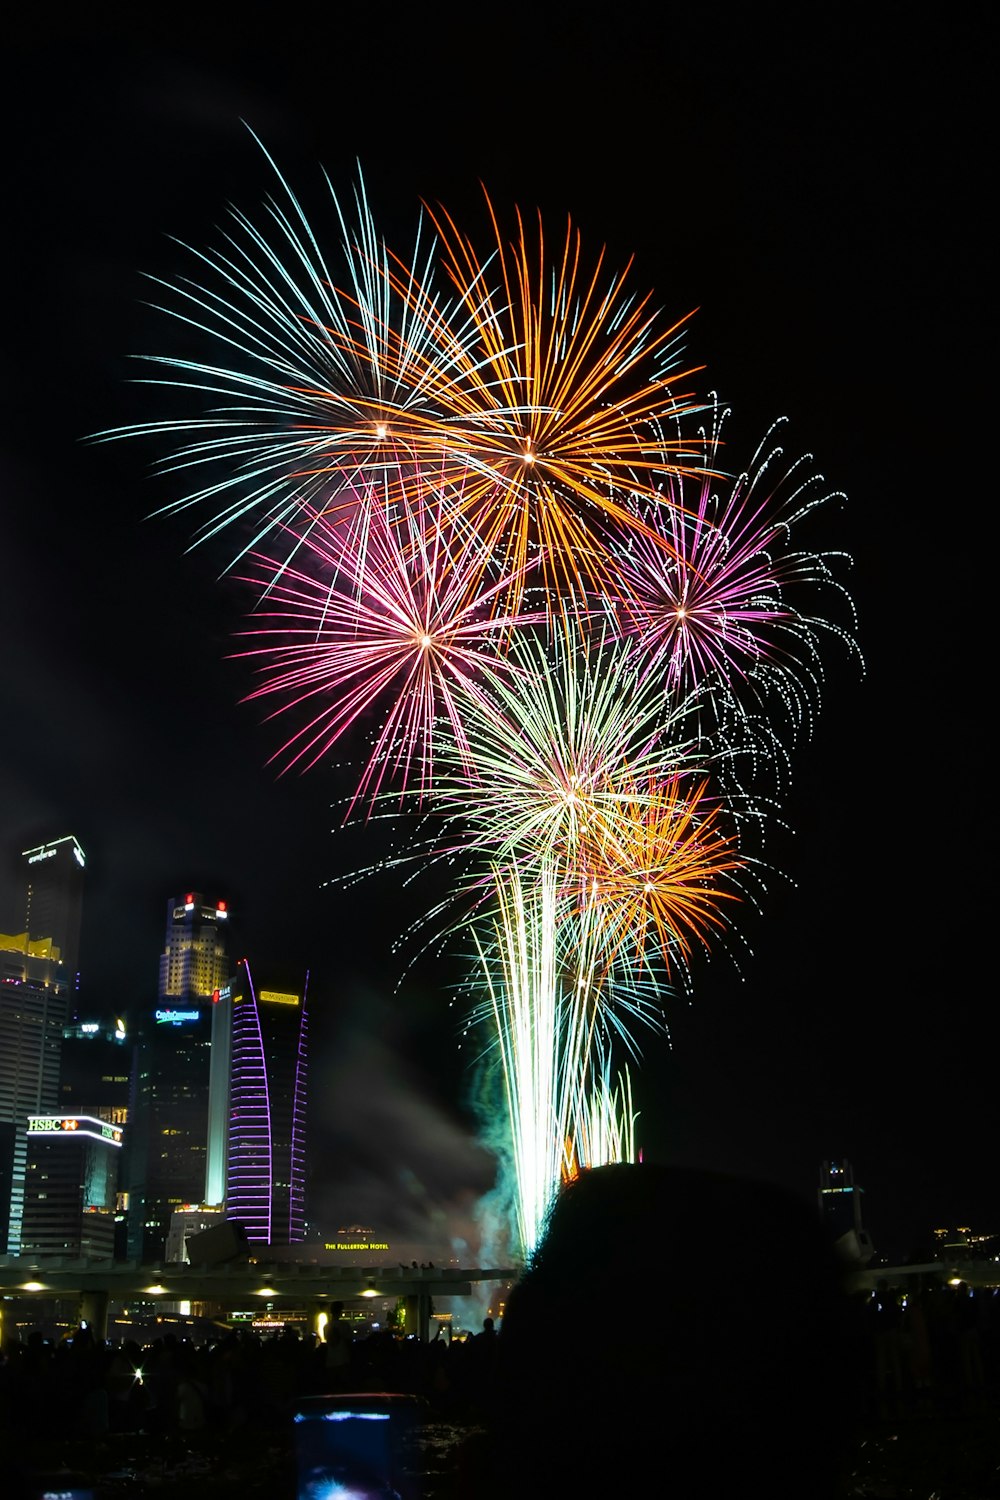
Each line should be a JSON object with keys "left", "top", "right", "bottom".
{"left": 436, "top": 622, "right": 752, "bottom": 1255}
{"left": 567, "top": 1060, "right": 639, "bottom": 1181}
{"left": 471, "top": 860, "right": 653, "bottom": 1256}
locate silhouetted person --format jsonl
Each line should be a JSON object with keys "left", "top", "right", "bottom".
{"left": 481, "top": 1163, "right": 857, "bottom": 1500}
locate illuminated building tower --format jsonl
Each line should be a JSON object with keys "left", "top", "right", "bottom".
{"left": 21, "top": 836, "right": 86, "bottom": 1001}
{"left": 60, "top": 1017, "right": 131, "bottom": 1257}
{"left": 224, "top": 960, "right": 309, "bottom": 1245}
{"left": 0, "top": 835, "right": 87, "bottom": 1253}
{"left": 21, "top": 1113, "right": 122, "bottom": 1259}
{"left": 818, "top": 1159, "right": 874, "bottom": 1263}
{"left": 60, "top": 1017, "right": 131, "bottom": 1122}
{"left": 126, "top": 894, "right": 229, "bottom": 1262}
{"left": 0, "top": 974, "right": 67, "bottom": 1253}
{"left": 159, "top": 891, "right": 230, "bottom": 1000}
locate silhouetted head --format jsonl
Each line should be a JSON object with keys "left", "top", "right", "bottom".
{"left": 492, "top": 1164, "right": 856, "bottom": 1499}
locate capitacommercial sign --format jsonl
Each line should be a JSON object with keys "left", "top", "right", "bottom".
{"left": 154, "top": 1008, "right": 201, "bottom": 1025}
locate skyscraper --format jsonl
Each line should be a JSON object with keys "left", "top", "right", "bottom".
{"left": 224, "top": 959, "right": 309, "bottom": 1245}
{"left": 21, "top": 836, "right": 86, "bottom": 997}
{"left": 21, "top": 1113, "right": 123, "bottom": 1259}
{"left": 126, "top": 893, "right": 229, "bottom": 1262}
{"left": 0, "top": 834, "right": 86, "bottom": 1252}
{"left": 60, "top": 1016, "right": 131, "bottom": 1257}
{"left": 818, "top": 1159, "right": 874, "bottom": 1263}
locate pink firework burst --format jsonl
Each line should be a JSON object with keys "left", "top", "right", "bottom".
{"left": 234, "top": 468, "right": 543, "bottom": 814}
{"left": 608, "top": 409, "right": 857, "bottom": 730}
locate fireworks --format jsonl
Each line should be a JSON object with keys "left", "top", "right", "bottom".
{"left": 118, "top": 144, "right": 858, "bottom": 1263}
{"left": 234, "top": 466, "right": 543, "bottom": 812}
{"left": 402, "top": 193, "right": 708, "bottom": 604}
{"left": 100, "top": 144, "right": 468, "bottom": 568}
{"left": 471, "top": 861, "right": 650, "bottom": 1255}
{"left": 609, "top": 404, "right": 860, "bottom": 735}
{"left": 435, "top": 627, "right": 700, "bottom": 870}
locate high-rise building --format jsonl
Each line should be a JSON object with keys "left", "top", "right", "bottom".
{"left": 21, "top": 1113, "right": 122, "bottom": 1259}
{"left": 60, "top": 1016, "right": 131, "bottom": 1257}
{"left": 158, "top": 891, "right": 230, "bottom": 1000}
{"left": 0, "top": 834, "right": 87, "bottom": 1253}
{"left": 21, "top": 836, "right": 86, "bottom": 997}
{"left": 126, "top": 893, "right": 229, "bottom": 1262}
{"left": 59, "top": 1017, "right": 130, "bottom": 1121}
{"left": 224, "top": 959, "right": 309, "bottom": 1245}
{"left": 164, "top": 1202, "right": 227, "bottom": 1264}
{"left": 818, "top": 1159, "right": 874, "bottom": 1263}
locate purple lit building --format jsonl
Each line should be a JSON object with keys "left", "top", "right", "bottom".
{"left": 224, "top": 960, "right": 308, "bottom": 1245}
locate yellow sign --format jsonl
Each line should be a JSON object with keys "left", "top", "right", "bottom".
{"left": 259, "top": 990, "right": 299, "bottom": 1006}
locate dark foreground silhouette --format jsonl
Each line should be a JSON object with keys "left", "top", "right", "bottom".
{"left": 474, "top": 1163, "right": 858, "bottom": 1499}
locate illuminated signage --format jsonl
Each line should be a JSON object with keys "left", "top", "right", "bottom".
{"left": 259, "top": 990, "right": 300, "bottom": 1007}
{"left": 324, "top": 1241, "right": 390, "bottom": 1252}
{"left": 27, "top": 849, "right": 56, "bottom": 864}
{"left": 155, "top": 1008, "right": 200, "bottom": 1025}
{"left": 81, "top": 1023, "right": 99, "bottom": 1034}
{"left": 27, "top": 1116, "right": 123, "bottom": 1147}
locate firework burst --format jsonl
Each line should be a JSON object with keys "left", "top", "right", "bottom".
{"left": 575, "top": 773, "right": 745, "bottom": 981}
{"left": 99, "top": 141, "right": 479, "bottom": 569}
{"left": 234, "top": 467, "right": 543, "bottom": 812}
{"left": 608, "top": 405, "right": 860, "bottom": 733}
{"left": 390, "top": 192, "right": 708, "bottom": 605}
{"left": 437, "top": 626, "right": 702, "bottom": 873}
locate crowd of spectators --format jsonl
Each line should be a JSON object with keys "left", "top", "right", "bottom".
{"left": 1, "top": 1166, "right": 998, "bottom": 1496}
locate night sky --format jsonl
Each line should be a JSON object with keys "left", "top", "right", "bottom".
{"left": 2, "top": 11, "right": 991, "bottom": 1264}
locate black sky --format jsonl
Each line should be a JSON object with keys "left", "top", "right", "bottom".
{"left": 2, "top": 10, "right": 992, "bottom": 1261}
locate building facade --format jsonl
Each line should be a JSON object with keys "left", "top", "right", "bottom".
{"left": 0, "top": 834, "right": 86, "bottom": 1253}
{"left": 21, "top": 1113, "right": 122, "bottom": 1259}
{"left": 224, "top": 960, "right": 308, "bottom": 1245}
{"left": 59, "top": 1017, "right": 131, "bottom": 1256}
{"left": 126, "top": 894, "right": 230, "bottom": 1262}
{"left": 21, "top": 836, "right": 86, "bottom": 998}
{"left": 819, "top": 1159, "right": 874, "bottom": 1263}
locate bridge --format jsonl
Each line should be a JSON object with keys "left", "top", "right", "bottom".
{"left": 0, "top": 1256, "right": 519, "bottom": 1342}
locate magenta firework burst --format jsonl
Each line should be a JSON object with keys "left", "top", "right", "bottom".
{"left": 607, "top": 405, "right": 860, "bottom": 733}
{"left": 234, "top": 467, "right": 544, "bottom": 813}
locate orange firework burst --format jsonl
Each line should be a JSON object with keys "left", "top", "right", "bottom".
{"left": 387, "top": 192, "right": 708, "bottom": 603}
{"left": 579, "top": 775, "right": 744, "bottom": 977}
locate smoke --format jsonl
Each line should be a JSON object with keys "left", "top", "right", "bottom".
{"left": 308, "top": 983, "right": 498, "bottom": 1255}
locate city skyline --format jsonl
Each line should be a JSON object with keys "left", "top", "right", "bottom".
{"left": 2, "top": 15, "right": 991, "bottom": 1262}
